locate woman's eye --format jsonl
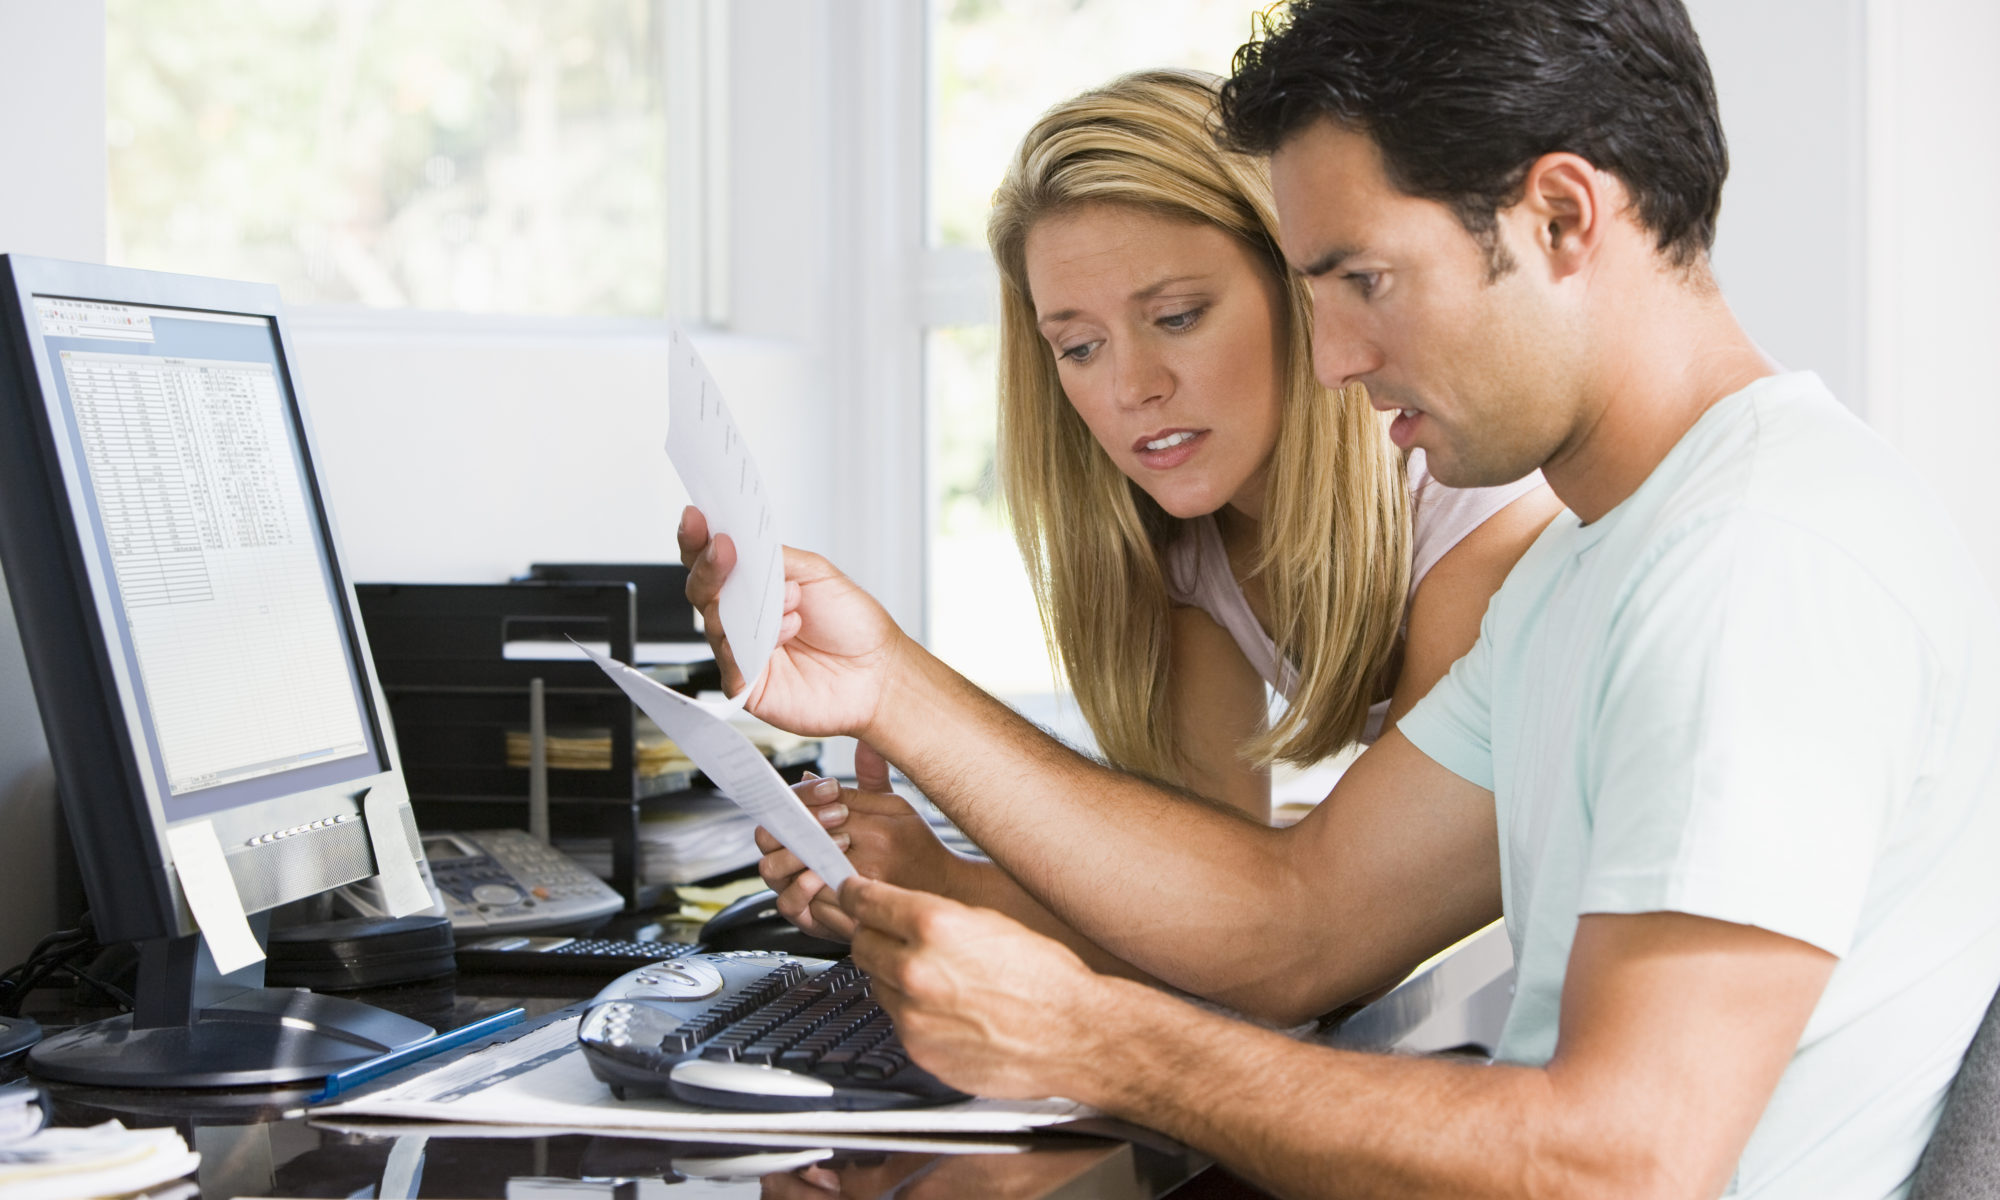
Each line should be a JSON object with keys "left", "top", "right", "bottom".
{"left": 1058, "top": 341, "right": 1098, "bottom": 364}
{"left": 1158, "top": 306, "right": 1205, "bottom": 332}
{"left": 1346, "top": 272, "right": 1382, "bottom": 299}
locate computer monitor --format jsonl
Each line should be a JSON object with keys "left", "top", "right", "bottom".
{"left": 0, "top": 254, "right": 438, "bottom": 1086}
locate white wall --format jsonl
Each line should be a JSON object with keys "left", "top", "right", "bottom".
{"left": 1686, "top": 0, "right": 2000, "bottom": 591}
{"left": 1690, "top": 0, "right": 1867, "bottom": 412}
{"left": 0, "top": 0, "right": 105, "bottom": 965}
{"left": 725, "top": 1, "right": 927, "bottom": 635}
{"left": 289, "top": 312, "right": 822, "bottom": 584}
{"left": 1864, "top": 0, "right": 2000, "bottom": 591}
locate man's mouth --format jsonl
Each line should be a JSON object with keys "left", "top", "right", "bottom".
{"left": 1388, "top": 408, "right": 1421, "bottom": 449}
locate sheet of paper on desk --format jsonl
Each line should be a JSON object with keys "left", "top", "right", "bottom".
{"left": 667, "top": 326, "right": 784, "bottom": 704}
{"left": 309, "top": 1119, "right": 1037, "bottom": 1157}
{"left": 575, "top": 640, "right": 856, "bottom": 891}
{"left": 312, "top": 1014, "right": 1091, "bottom": 1135}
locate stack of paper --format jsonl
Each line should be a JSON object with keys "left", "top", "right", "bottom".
{"left": 504, "top": 715, "right": 814, "bottom": 778}
{"left": 0, "top": 1119, "right": 199, "bottom": 1200}
{"left": 503, "top": 729, "right": 695, "bottom": 777}
{"left": 556, "top": 791, "right": 762, "bottom": 886}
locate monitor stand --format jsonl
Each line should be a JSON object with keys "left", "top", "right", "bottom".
{"left": 27, "top": 921, "right": 435, "bottom": 1088}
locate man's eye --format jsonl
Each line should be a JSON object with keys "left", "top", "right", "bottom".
{"left": 1159, "top": 306, "right": 1205, "bottom": 332}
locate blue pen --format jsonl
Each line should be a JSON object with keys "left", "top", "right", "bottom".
{"left": 311, "top": 1006, "right": 527, "bottom": 1102}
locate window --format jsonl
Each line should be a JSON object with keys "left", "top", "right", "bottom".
{"left": 923, "top": 0, "right": 1273, "bottom": 730}
{"left": 105, "top": 0, "right": 704, "bottom": 318}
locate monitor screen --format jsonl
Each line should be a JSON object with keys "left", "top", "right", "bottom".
{"left": 29, "top": 294, "right": 382, "bottom": 821}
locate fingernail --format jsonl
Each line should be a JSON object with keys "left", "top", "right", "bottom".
{"left": 801, "top": 769, "right": 821, "bottom": 781}
{"left": 812, "top": 778, "right": 840, "bottom": 800}
{"left": 833, "top": 833, "right": 851, "bottom": 850}
{"left": 817, "top": 804, "right": 847, "bottom": 827}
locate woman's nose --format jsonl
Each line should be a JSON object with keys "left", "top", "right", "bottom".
{"left": 1112, "top": 344, "right": 1171, "bottom": 409}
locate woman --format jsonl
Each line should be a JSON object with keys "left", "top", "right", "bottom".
{"left": 766, "top": 69, "right": 1557, "bottom": 953}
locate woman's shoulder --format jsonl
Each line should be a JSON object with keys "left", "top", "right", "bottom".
{"left": 1162, "top": 513, "right": 1229, "bottom": 607}
{"left": 1407, "top": 450, "right": 1548, "bottom": 590}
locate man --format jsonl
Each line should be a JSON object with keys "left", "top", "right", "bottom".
{"left": 680, "top": 1, "right": 2000, "bottom": 1194}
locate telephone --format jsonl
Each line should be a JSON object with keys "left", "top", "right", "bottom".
{"left": 698, "top": 887, "right": 851, "bottom": 959}
{"left": 337, "top": 827, "right": 624, "bottom": 934}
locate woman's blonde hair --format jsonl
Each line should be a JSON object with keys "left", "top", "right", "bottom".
{"left": 988, "top": 68, "right": 1411, "bottom": 785}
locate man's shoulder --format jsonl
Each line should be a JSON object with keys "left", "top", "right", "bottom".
{"left": 1667, "top": 373, "right": 1901, "bottom": 526}
{"left": 1623, "top": 373, "right": 1994, "bottom": 640}
{"left": 1634, "top": 378, "right": 1928, "bottom": 557}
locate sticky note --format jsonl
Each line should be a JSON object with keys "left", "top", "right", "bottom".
{"left": 165, "top": 819, "right": 264, "bottom": 975}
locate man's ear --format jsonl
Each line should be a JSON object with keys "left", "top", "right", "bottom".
{"left": 1511, "top": 152, "right": 1614, "bottom": 279}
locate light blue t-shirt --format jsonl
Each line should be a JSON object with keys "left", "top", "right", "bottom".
{"left": 1400, "top": 372, "right": 2000, "bottom": 1198}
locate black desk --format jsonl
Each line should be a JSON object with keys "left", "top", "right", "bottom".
{"left": 3, "top": 922, "right": 1510, "bottom": 1197}
{"left": 4, "top": 963, "right": 1217, "bottom": 1199}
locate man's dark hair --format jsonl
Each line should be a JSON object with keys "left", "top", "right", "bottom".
{"left": 1219, "top": 0, "right": 1727, "bottom": 271}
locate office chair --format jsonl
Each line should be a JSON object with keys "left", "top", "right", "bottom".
{"left": 1909, "top": 981, "right": 2000, "bottom": 1198}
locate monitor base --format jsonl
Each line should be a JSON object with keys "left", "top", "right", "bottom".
{"left": 27, "top": 986, "right": 433, "bottom": 1088}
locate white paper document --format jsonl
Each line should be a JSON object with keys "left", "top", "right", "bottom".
{"left": 363, "top": 787, "right": 437, "bottom": 918}
{"left": 0, "top": 1120, "right": 200, "bottom": 1200}
{"left": 576, "top": 641, "right": 856, "bottom": 891}
{"left": 666, "top": 327, "right": 784, "bottom": 703}
{"left": 308, "top": 1119, "right": 1037, "bottom": 1157}
{"left": 312, "top": 1014, "right": 1090, "bottom": 1135}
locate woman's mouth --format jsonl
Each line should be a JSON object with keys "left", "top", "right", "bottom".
{"left": 1133, "top": 428, "right": 1208, "bottom": 468}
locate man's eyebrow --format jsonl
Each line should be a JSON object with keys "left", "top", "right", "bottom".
{"left": 1295, "top": 245, "right": 1363, "bottom": 278}
{"left": 1037, "top": 273, "right": 1212, "bottom": 327}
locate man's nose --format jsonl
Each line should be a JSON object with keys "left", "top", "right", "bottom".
{"left": 1311, "top": 314, "right": 1381, "bottom": 390}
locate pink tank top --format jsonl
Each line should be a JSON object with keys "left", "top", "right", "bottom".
{"left": 1163, "top": 451, "right": 1545, "bottom": 743}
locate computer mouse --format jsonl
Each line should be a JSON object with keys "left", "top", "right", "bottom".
{"left": 699, "top": 888, "right": 849, "bottom": 959}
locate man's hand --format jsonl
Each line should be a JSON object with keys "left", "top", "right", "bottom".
{"left": 841, "top": 877, "right": 1110, "bottom": 1101}
{"left": 678, "top": 506, "right": 910, "bottom": 739}
{"left": 758, "top": 742, "right": 962, "bottom": 940}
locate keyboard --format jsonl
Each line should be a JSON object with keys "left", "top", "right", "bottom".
{"left": 454, "top": 934, "right": 700, "bottom": 975}
{"left": 578, "top": 951, "right": 965, "bottom": 1111}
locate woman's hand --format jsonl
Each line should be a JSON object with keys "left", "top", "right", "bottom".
{"left": 758, "top": 742, "right": 964, "bottom": 941}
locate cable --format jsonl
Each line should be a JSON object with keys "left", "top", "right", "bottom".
{"left": 0, "top": 913, "right": 121, "bottom": 1018}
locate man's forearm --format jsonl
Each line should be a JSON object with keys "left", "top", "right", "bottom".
{"left": 1073, "top": 977, "right": 1658, "bottom": 1200}
{"left": 864, "top": 641, "right": 1350, "bottom": 1014}
{"left": 953, "top": 857, "right": 1166, "bottom": 984}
